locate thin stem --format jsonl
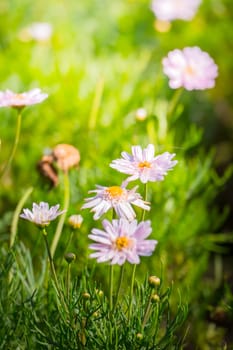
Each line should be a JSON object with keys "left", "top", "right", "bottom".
{"left": 42, "top": 228, "right": 68, "bottom": 313}
{"left": 66, "top": 263, "right": 71, "bottom": 302}
{"left": 141, "top": 183, "right": 148, "bottom": 221}
{"left": 146, "top": 118, "right": 157, "bottom": 144}
{"left": 42, "top": 229, "right": 60, "bottom": 292}
{"left": 88, "top": 77, "right": 104, "bottom": 130}
{"left": 128, "top": 263, "right": 137, "bottom": 322}
{"left": 51, "top": 171, "right": 70, "bottom": 257}
{"left": 0, "top": 108, "right": 23, "bottom": 179}
{"left": 113, "top": 264, "right": 125, "bottom": 311}
{"left": 10, "top": 187, "right": 34, "bottom": 248}
{"left": 141, "top": 294, "right": 152, "bottom": 330}
{"left": 109, "top": 264, "right": 114, "bottom": 312}
{"left": 58, "top": 230, "right": 74, "bottom": 268}
{"left": 167, "top": 87, "right": 183, "bottom": 121}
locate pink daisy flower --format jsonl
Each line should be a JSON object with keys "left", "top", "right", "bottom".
{"left": 110, "top": 144, "right": 177, "bottom": 184}
{"left": 0, "top": 88, "right": 48, "bottom": 108}
{"left": 20, "top": 202, "right": 65, "bottom": 227}
{"left": 151, "top": 0, "right": 202, "bottom": 21}
{"left": 82, "top": 185, "right": 150, "bottom": 221}
{"left": 162, "top": 47, "right": 218, "bottom": 90}
{"left": 89, "top": 218, "right": 157, "bottom": 265}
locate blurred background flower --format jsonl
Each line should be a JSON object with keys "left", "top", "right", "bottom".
{"left": 151, "top": 0, "right": 202, "bottom": 21}
{"left": 162, "top": 47, "right": 218, "bottom": 90}
{"left": 18, "top": 22, "right": 53, "bottom": 42}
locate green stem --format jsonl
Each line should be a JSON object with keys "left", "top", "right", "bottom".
{"left": 141, "top": 294, "right": 152, "bottom": 330}
{"left": 58, "top": 230, "right": 74, "bottom": 267}
{"left": 66, "top": 263, "right": 71, "bottom": 302}
{"left": 42, "top": 228, "right": 68, "bottom": 313}
{"left": 0, "top": 108, "right": 22, "bottom": 179}
{"left": 141, "top": 183, "right": 148, "bottom": 221}
{"left": 167, "top": 87, "right": 183, "bottom": 121}
{"left": 51, "top": 171, "right": 70, "bottom": 257}
{"left": 113, "top": 264, "right": 124, "bottom": 311}
{"left": 146, "top": 118, "right": 157, "bottom": 144}
{"left": 109, "top": 264, "right": 114, "bottom": 312}
{"left": 42, "top": 229, "right": 60, "bottom": 292}
{"left": 88, "top": 77, "right": 104, "bottom": 130}
{"left": 10, "top": 187, "right": 33, "bottom": 248}
{"left": 128, "top": 263, "right": 137, "bottom": 322}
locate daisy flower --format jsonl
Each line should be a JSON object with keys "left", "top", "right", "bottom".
{"left": 89, "top": 218, "right": 157, "bottom": 265}
{"left": 162, "top": 47, "right": 218, "bottom": 90}
{"left": 110, "top": 144, "right": 177, "bottom": 184}
{"left": 82, "top": 185, "right": 150, "bottom": 221}
{"left": 20, "top": 202, "right": 65, "bottom": 227}
{"left": 0, "top": 88, "right": 48, "bottom": 109}
{"left": 151, "top": 0, "right": 202, "bottom": 21}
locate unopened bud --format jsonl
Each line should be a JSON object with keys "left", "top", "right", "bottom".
{"left": 82, "top": 292, "right": 90, "bottom": 300}
{"left": 64, "top": 252, "right": 76, "bottom": 264}
{"left": 68, "top": 214, "right": 83, "bottom": 229}
{"left": 136, "top": 333, "right": 143, "bottom": 340}
{"left": 95, "top": 289, "right": 104, "bottom": 298}
{"left": 151, "top": 294, "right": 160, "bottom": 303}
{"left": 148, "top": 276, "right": 160, "bottom": 288}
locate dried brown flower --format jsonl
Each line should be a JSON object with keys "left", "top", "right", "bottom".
{"left": 52, "top": 144, "right": 80, "bottom": 172}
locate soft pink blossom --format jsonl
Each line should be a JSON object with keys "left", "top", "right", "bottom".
{"left": 110, "top": 144, "right": 177, "bottom": 184}
{"left": 82, "top": 185, "right": 150, "bottom": 221}
{"left": 89, "top": 218, "right": 157, "bottom": 265}
{"left": 162, "top": 47, "right": 218, "bottom": 90}
{"left": 151, "top": 0, "right": 202, "bottom": 21}
{"left": 0, "top": 88, "right": 48, "bottom": 108}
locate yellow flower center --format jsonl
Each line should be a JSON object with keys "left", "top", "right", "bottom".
{"left": 138, "top": 161, "right": 151, "bottom": 169}
{"left": 106, "top": 186, "right": 124, "bottom": 199}
{"left": 115, "top": 236, "right": 131, "bottom": 250}
{"left": 15, "top": 94, "right": 26, "bottom": 100}
{"left": 185, "top": 65, "right": 195, "bottom": 76}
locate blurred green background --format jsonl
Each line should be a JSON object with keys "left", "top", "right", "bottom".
{"left": 0, "top": 0, "right": 233, "bottom": 348}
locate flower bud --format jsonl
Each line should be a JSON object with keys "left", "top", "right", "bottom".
{"left": 68, "top": 214, "right": 83, "bottom": 229}
{"left": 136, "top": 333, "right": 143, "bottom": 340}
{"left": 148, "top": 275, "right": 161, "bottom": 288}
{"left": 151, "top": 294, "right": 160, "bottom": 303}
{"left": 95, "top": 289, "right": 104, "bottom": 298}
{"left": 82, "top": 292, "right": 91, "bottom": 300}
{"left": 64, "top": 252, "right": 76, "bottom": 264}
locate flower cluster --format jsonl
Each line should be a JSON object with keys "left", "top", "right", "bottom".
{"left": 162, "top": 47, "right": 218, "bottom": 90}
{"left": 82, "top": 144, "right": 177, "bottom": 265}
